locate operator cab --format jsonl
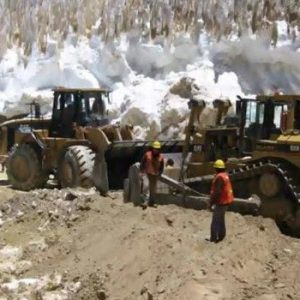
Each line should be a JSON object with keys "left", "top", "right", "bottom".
{"left": 49, "top": 88, "right": 111, "bottom": 138}
{"left": 237, "top": 95, "right": 300, "bottom": 152}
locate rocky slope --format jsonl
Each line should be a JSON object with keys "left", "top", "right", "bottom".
{"left": 0, "top": 182, "right": 299, "bottom": 299}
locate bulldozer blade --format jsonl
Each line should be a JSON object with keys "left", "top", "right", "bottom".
{"left": 153, "top": 193, "right": 261, "bottom": 216}
{"left": 105, "top": 140, "right": 188, "bottom": 189}
{"left": 159, "top": 174, "right": 204, "bottom": 196}
{"left": 156, "top": 174, "right": 261, "bottom": 215}
{"left": 125, "top": 164, "right": 261, "bottom": 216}
{"left": 106, "top": 140, "right": 187, "bottom": 159}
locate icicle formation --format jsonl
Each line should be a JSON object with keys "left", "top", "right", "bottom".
{"left": 0, "top": 0, "right": 299, "bottom": 58}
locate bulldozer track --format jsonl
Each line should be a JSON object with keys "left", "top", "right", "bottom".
{"left": 184, "top": 157, "right": 300, "bottom": 235}
{"left": 228, "top": 158, "right": 300, "bottom": 235}
{"left": 228, "top": 158, "right": 300, "bottom": 207}
{"left": 186, "top": 158, "right": 300, "bottom": 208}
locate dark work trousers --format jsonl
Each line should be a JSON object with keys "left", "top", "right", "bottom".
{"left": 210, "top": 204, "right": 229, "bottom": 242}
{"left": 147, "top": 173, "right": 158, "bottom": 206}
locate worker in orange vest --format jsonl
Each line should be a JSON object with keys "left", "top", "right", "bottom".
{"left": 140, "top": 141, "right": 164, "bottom": 207}
{"left": 209, "top": 159, "right": 234, "bottom": 242}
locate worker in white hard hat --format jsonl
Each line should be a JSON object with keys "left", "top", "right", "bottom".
{"left": 209, "top": 159, "right": 234, "bottom": 243}
{"left": 140, "top": 141, "right": 165, "bottom": 208}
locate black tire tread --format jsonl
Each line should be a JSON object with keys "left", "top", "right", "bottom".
{"left": 59, "top": 145, "right": 95, "bottom": 188}
{"left": 7, "top": 144, "right": 47, "bottom": 191}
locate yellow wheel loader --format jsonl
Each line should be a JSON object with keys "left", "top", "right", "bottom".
{"left": 3, "top": 88, "right": 184, "bottom": 194}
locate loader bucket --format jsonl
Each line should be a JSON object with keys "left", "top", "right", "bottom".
{"left": 105, "top": 140, "right": 187, "bottom": 189}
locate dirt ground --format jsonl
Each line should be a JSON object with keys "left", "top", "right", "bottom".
{"left": 0, "top": 175, "right": 299, "bottom": 300}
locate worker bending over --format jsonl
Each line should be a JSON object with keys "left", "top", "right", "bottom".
{"left": 209, "top": 159, "right": 234, "bottom": 243}
{"left": 140, "top": 141, "right": 164, "bottom": 207}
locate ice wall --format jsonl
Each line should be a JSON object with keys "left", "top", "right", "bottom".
{"left": 0, "top": 0, "right": 299, "bottom": 138}
{"left": 1, "top": 0, "right": 299, "bottom": 56}
{"left": 211, "top": 36, "right": 300, "bottom": 94}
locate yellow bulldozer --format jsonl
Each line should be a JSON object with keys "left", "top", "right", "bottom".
{"left": 127, "top": 94, "right": 300, "bottom": 236}
{"left": 1, "top": 88, "right": 184, "bottom": 194}
{"left": 232, "top": 95, "right": 300, "bottom": 233}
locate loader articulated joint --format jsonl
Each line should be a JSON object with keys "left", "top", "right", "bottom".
{"left": 21, "top": 132, "right": 45, "bottom": 152}
{"left": 32, "top": 133, "right": 45, "bottom": 150}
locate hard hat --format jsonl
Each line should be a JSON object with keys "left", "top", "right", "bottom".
{"left": 152, "top": 140, "right": 161, "bottom": 149}
{"left": 213, "top": 159, "right": 225, "bottom": 169}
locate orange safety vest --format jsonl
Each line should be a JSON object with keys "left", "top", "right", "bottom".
{"left": 210, "top": 172, "right": 234, "bottom": 205}
{"left": 144, "top": 151, "right": 164, "bottom": 176}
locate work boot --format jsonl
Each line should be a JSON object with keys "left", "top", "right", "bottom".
{"left": 148, "top": 198, "right": 155, "bottom": 207}
{"left": 205, "top": 237, "right": 217, "bottom": 243}
{"left": 141, "top": 198, "right": 149, "bottom": 209}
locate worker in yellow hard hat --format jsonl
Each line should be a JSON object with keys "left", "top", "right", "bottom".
{"left": 213, "top": 159, "right": 225, "bottom": 169}
{"left": 140, "top": 140, "right": 165, "bottom": 208}
{"left": 208, "top": 159, "right": 234, "bottom": 243}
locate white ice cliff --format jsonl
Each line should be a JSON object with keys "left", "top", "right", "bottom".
{"left": 0, "top": 0, "right": 299, "bottom": 137}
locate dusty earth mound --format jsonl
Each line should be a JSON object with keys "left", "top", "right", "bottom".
{"left": 0, "top": 185, "right": 299, "bottom": 299}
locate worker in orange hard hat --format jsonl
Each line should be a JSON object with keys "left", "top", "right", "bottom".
{"left": 140, "top": 140, "right": 164, "bottom": 208}
{"left": 209, "top": 159, "right": 234, "bottom": 243}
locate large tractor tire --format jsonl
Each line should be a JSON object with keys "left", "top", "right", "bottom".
{"left": 93, "top": 152, "right": 109, "bottom": 196}
{"left": 58, "top": 145, "right": 95, "bottom": 188}
{"left": 123, "top": 178, "right": 130, "bottom": 203}
{"left": 7, "top": 144, "right": 47, "bottom": 191}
